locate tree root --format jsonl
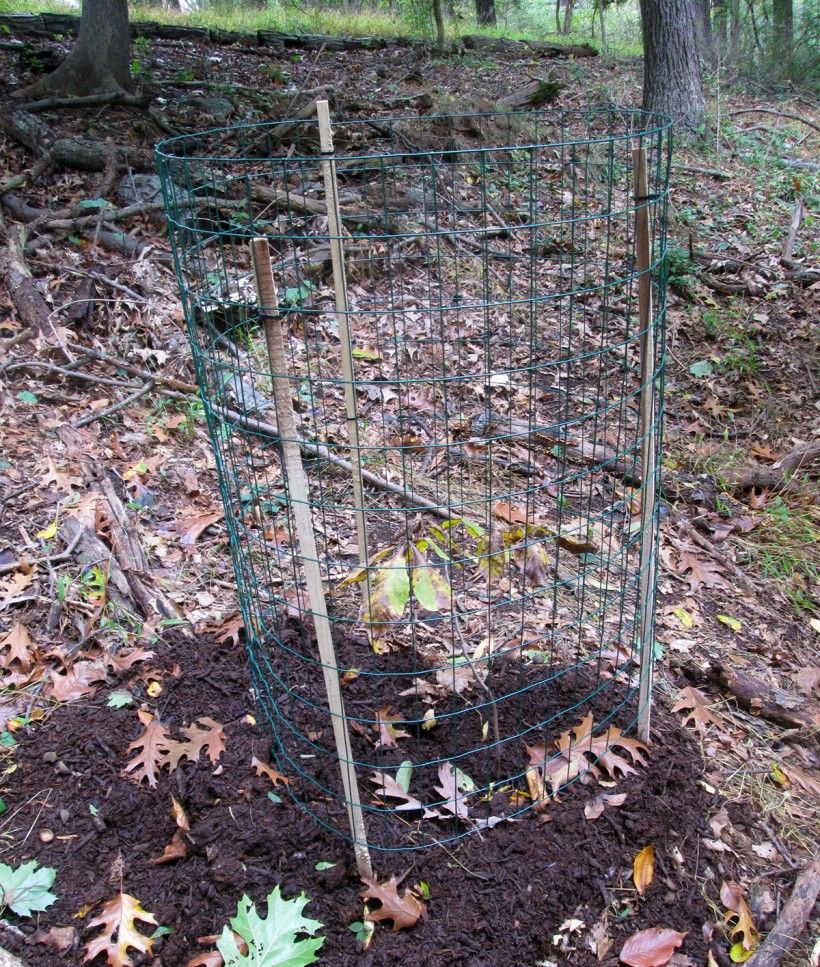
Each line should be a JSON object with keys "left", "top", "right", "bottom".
{"left": 746, "top": 860, "right": 820, "bottom": 967}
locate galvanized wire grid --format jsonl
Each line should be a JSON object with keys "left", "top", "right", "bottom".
{"left": 158, "top": 107, "right": 672, "bottom": 851}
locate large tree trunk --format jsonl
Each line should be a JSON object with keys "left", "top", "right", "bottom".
{"left": 639, "top": 0, "right": 705, "bottom": 136}
{"left": 772, "top": 0, "right": 793, "bottom": 69}
{"left": 475, "top": 0, "right": 496, "bottom": 27}
{"left": 693, "top": 0, "right": 715, "bottom": 65}
{"left": 14, "top": 0, "right": 130, "bottom": 99}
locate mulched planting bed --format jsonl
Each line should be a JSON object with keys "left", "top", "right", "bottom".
{"left": 0, "top": 628, "right": 713, "bottom": 966}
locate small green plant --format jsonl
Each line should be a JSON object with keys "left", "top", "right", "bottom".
{"left": 131, "top": 36, "right": 154, "bottom": 83}
{"left": 0, "top": 860, "right": 58, "bottom": 918}
{"left": 665, "top": 244, "right": 698, "bottom": 299}
{"left": 216, "top": 888, "right": 324, "bottom": 966}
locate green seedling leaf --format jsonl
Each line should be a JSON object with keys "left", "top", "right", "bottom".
{"left": 348, "top": 919, "right": 374, "bottom": 947}
{"left": 267, "top": 792, "right": 283, "bottom": 804}
{"left": 216, "top": 887, "right": 324, "bottom": 967}
{"left": 689, "top": 359, "right": 713, "bottom": 378}
{"left": 16, "top": 391, "right": 38, "bottom": 404}
{"left": 0, "top": 860, "right": 57, "bottom": 917}
{"left": 0, "top": 732, "right": 17, "bottom": 748}
{"left": 151, "top": 925, "right": 173, "bottom": 939}
{"left": 89, "top": 804, "right": 99, "bottom": 816}
{"left": 0, "top": 798, "right": 6, "bottom": 816}
{"left": 351, "top": 346, "right": 380, "bottom": 362}
{"left": 314, "top": 862, "right": 335, "bottom": 871}
{"left": 107, "top": 689, "right": 134, "bottom": 709}
{"left": 77, "top": 198, "right": 114, "bottom": 210}
{"left": 417, "top": 881, "right": 431, "bottom": 901}
{"left": 395, "top": 760, "right": 413, "bottom": 793}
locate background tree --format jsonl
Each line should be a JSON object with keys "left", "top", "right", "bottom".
{"left": 15, "top": 0, "right": 130, "bottom": 99}
{"left": 772, "top": 0, "right": 793, "bottom": 70}
{"left": 639, "top": 0, "right": 705, "bottom": 135}
{"left": 475, "top": 0, "right": 496, "bottom": 27}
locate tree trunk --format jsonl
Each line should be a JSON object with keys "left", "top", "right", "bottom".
{"left": 475, "top": 0, "right": 496, "bottom": 27}
{"left": 562, "top": 0, "right": 575, "bottom": 35}
{"left": 555, "top": 0, "right": 562, "bottom": 34}
{"left": 14, "top": 0, "right": 130, "bottom": 99}
{"left": 714, "top": 0, "right": 728, "bottom": 54}
{"left": 772, "top": 0, "right": 793, "bottom": 69}
{"left": 694, "top": 0, "right": 715, "bottom": 65}
{"left": 432, "top": 0, "right": 446, "bottom": 49}
{"left": 600, "top": 1, "right": 607, "bottom": 50}
{"left": 639, "top": 0, "right": 705, "bottom": 135}
{"left": 729, "top": 0, "right": 741, "bottom": 60}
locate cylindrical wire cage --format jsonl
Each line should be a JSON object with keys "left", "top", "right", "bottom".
{"left": 157, "top": 107, "right": 672, "bottom": 854}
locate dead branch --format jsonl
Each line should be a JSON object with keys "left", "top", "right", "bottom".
{"left": 709, "top": 663, "right": 819, "bottom": 730}
{"left": 675, "top": 164, "right": 732, "bottom": 180}
{"left": 728, "top": 107, "right": 820, "bottom": 134}
{"left": 251, "top": 184, "right": 386, "bottom": 229}
{"left": 732, "top": 439, "right": 820, "bottom": 493}
{"left": 73, "top": 380, "right": 155, "bottom": 428}
{"left": 0, "top": 226, "right": 51, "bottom": 334}
{"left": 495, "top": 76, "right": 561, "bottom": 110}
{"left": 17, "top": 91, "right": 147, "bottom": 113}
{"left": 0, "top": 526, "right": 83, "bottom": 577}
{"left": 0, "top": 148, "right": 54, "bottom": 195}
{"left": 746, "top": 860, "right": 820, "bottom": 967}
{"left": 781, "top": 196, "right": 804, "bottom": 267}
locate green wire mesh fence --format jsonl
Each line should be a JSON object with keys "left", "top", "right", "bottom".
{"left": 157, "top": 106, "right": 672, "bottom": 860}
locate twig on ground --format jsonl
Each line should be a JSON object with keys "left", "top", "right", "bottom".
{"left": 73, "top": 379, "right": 155, "bottom": 428}
{"left": 728, "top": 107, "right": 820, "bottom": 134}
{"left": 0, "top": 525, "right": 83, "bottom": 577}
{"left": 746, "top": 859, "right": 820, "bottom": 967}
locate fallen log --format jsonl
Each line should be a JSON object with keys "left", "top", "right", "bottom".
{"left": 251, "top": 184, "right": 386, "bottom": 229}
{"left": 746, "top": 860, "right": 820, "bottom": 967}
{"left": 496, "top": 76, "right": 562, "bottom": 110}
{"left": 0, "top": 227, "right": 51, "bottom": 334}
{"left": 733, "top": 439, "right": 820, "bottom": 493}
{"left": 0, "top": 109, "right": 154, "bottom": 171}
{"left": 709, "top": 662, "right": 820, "bottom": 730}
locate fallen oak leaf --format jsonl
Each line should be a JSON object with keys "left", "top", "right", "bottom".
{"left": 166, "top": 717, "right": 226, "bottom": 770}
{"left": 585, "top": 792, "right": 627, "bottom": 820}
{"left": 122, "top": 710, "right": 178, "bottom": 788}
{"left": 619, "top": 927, "right": 687, "bottom": 966}
{"left": 373, "top": 706, "right": 410, "bottom": 749}
{"left": 721, "top": 880, "right": 759, "bottom": 954}
{"left": 83, "top": 892, "right": 157, "bottom": 967}
{"left": 172, "top": 508, "right": 224, "bottom": 546}
{"left": 150, "top": 797, "right": 191, "bottom": 866}
{"left": 360, "top": 875, "right": 426, "bottom": 931}
{"left": 370, "top": 771, "right": 424, "bottom": 813}
{"left": 0, "top": 622, "right": 35, "bottom": 671}
{"left": 671, "top": 686, "right": 725, "bottom": 737}
{"left": 251, "top": 756, "right": 290, "bottom": 788}
{"left": 633, "top": 844, "right": 655, "bottom": 896}
{"left": 425, "top": 761, "right": 469, "bottom": 820}
{"left": 48, "top": 661, "right": 108, "bottom": 703}
{"left": 27, "top": 925, "right": 78, "bottom": 952}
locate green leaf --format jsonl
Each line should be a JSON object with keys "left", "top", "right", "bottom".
{"left": 0, "top": 798, "right": 6, "bottom": 816}
{"left": 673, "top": 607, "right": 694, "bottom": 629}
{"left": 151, "top": 925, "right": 173, "bottom": 939}
{"left": 89, "top": 804, "right": 99, "bottom": 816}
{"left": 216, "top": 888, "right": 324, "bottom": 967}
{"left": 0, "top": 732, "right": 17, "bottom": 748}
{"left": 267, "top": 792, "right": 283, "bottom": 804}
{"left": 395, "top": 760, "right": 413, "bottom": 793}
{"left": 348, "top": 919, "right": 374, "bottom": 946}
{"left": 76, "top": 198, "right": 113, "bottom": 210}
{"left": 351, "top": 346, "right": 380, "bottom": 362}
{"left": 107, "top": 689, "right": 134, "bottom": 709}
{"left": 314, "top": 861, "right": 335, "bottom": 871}
{"left": 417, "top": 881, "right": 431, "bottom": 901}
{"left": 0, "top": 860, "right": 57, "bottom": 917}
{"left": 717, "top": 614, "right": 742, "bottom": 633}
{"left": 16, "top": 391, "right": 38, "bottom": 404}
{"left": 689, "top": 359, "right": 713, "bottom": 378}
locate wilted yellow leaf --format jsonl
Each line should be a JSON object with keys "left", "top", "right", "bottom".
{"left": 36, "top": 520, "right": 58, "bottom": 541}
{"left": 633, "top": 844, "right": 655, "bottom": 896}
{"left": 717, "top": 614, "right": 742, "bottom": 633}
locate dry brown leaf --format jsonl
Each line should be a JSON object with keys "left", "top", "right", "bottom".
{"left": 122, "top": 710, "right": 177, "bottom": 788}
{"left": 48, "top": 661, "right": 108, "bottom": 703}
{"left": 721, "top": 881, "right": 760, "bottom": 953}
{"left": 374, "top": 706, "right": 411, "bottom": 748}
{"left": 427, "top": 761, "right": 469, "bottom": 820}
{"left": 585, "top": 791, "right": 627, "bottom": 820}
{"left": 675, "top": 546, "right": 733, "bottom": 594}
{"left": 619, "top": 927, "right": 687, "bottom": 966}
{"left": 167, "top": 717, "right": 226, "bottom": 770}
{"left": 671, "top": 687, "right": 725, "bottom": 736}
{"left": 210, "top": 614, "right": 244, "bottom": 647}
{"left": 28, "top": 925, "right": 78, "bottom": 952}
{"left": 186, "top": 953, "right": 224, "bottom": 967}
{"left": 794, "top": 666, "right": 820, "bottom": 698}
{"left": 493, "top": 500, "right": 531, "bottom": 524}
{"left": 0, "top": 622, "right": 35, "bottom": 670}
{"left": 370, "top": 771, "right": 424, "bottom": 813}
{"left": 83, "top": 893, "right": 157, "bottom": 966}
{"left": 633, "top": 845, "right": 655, "bottom": 896}
{"left": 251, "top": 756, "right": 290, "bottom": 788}
{"left": 173, "top": 508, "right": 223, "bottom": 546}
{"left": 360, "top": 875, "right": 427, "bottom": 931}
{"left": 149, "top": 830, "right": 188, "bottom": 866}
{"left": 100, "top": 648, "right": 154, "bottom": 675}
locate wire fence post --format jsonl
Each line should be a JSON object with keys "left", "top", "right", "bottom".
{"left": 633, "top": 143, "right": 658, "bottom": 744}
{"left": 250, "top": 237, "right": 373, "bottom": 879}
{"left": 316, "top": 98, "right": 369, "bottom": 566}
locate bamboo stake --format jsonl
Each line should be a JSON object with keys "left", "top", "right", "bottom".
{"left": 250, "top": 237, "right": 373, "bottom": 879}
{"left": 316, "top": 99, "right": 369, "bottom": 566}
{"left": 632, "top": 145, "right": 658, "bottom": 744}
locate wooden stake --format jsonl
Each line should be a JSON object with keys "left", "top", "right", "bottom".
{"left": 632, "top": 145, "right": 658, "bottom": 744}
{"left": 250, "top": 237, "right": 373, "bottom": 879}
{"left": 316, "top": 99, "right": 369, "bottom": 566}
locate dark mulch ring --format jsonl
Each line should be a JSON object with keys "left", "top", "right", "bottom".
{"left": 0, "top": 630, "right": 719, "bottom": 966}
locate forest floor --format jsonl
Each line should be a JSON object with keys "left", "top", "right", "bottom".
{"left": 0, "top": 20, "right": 818, "bottom": 967}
